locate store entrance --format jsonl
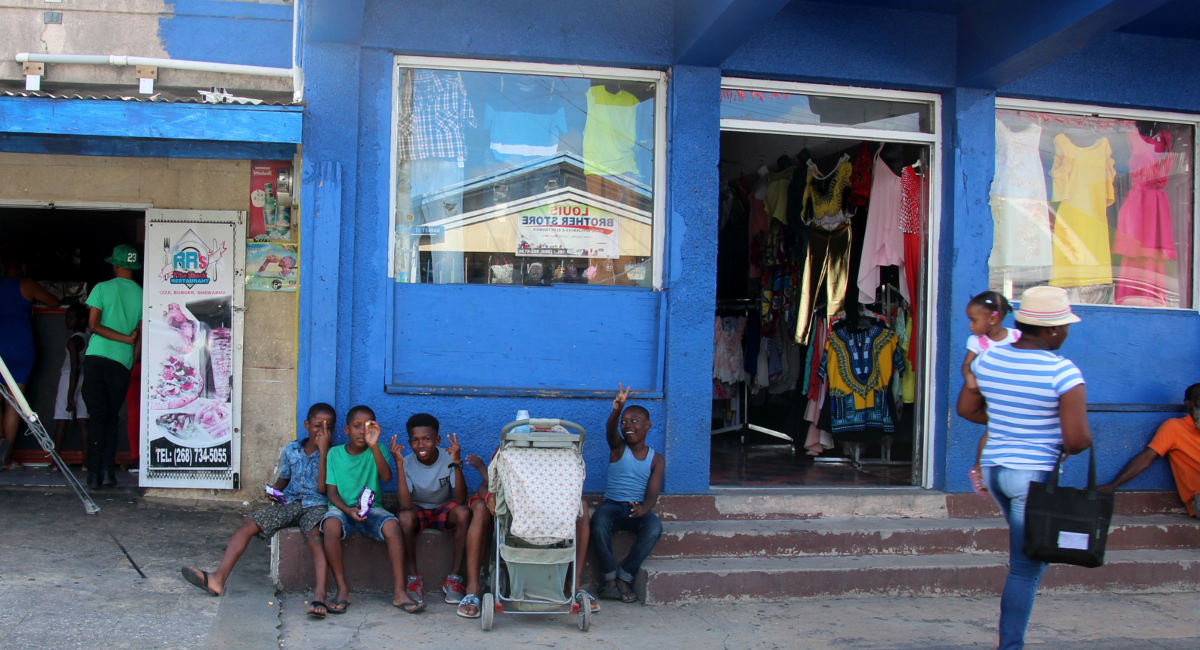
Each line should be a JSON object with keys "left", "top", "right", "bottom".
{"left": 1, "top": 207, "right": 145, "bottom": 468}
{"left": 710, "top": 130, "right": 930, "bottom": 488}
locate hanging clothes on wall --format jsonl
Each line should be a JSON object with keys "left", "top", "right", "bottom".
{"left": 712, "top": 316, "right": 747, "bottom": 385}
{"left": 847, "top": 142, "right": 874, "bottom": 210}
{"left": 1113, "top": 129, "right": 1177, "bottom": 306}
{"left": 1050, "top": 133, "right": 1116, "bottom": 289}
{"left": 856, "top": 146, "right": 910, "bottom": 305}
{"left": 759, "top": 220, "right": 799, "bottom": 337}
{"left": 990, "top": 120, "right": 1053, "bottom": 283}
{"left": 900, "top": 164, "right": 922, "bottom": 366}
{"left": 795, "top": 155, "right": 853, "bottom": 344}
{"left": 818, "top": 323, "right": 903, "bottom": 442}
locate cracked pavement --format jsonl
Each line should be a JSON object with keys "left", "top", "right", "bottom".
{"left": 3, "top": 487, "right": 1200, "bottom": 649}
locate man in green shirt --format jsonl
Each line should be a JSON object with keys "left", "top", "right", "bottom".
{"left": 82, "top": 244, "right": 143, "bottom": 489}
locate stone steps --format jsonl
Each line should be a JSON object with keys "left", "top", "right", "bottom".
{"left": 653, "top": 515, "right": 1200, "bottom": 558}
{"left": 637, "top": 549, "right": 1200, "bottom": 605}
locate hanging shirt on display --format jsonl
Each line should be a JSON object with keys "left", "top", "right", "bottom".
{"left": 398, "top": 70, "right": 477, "bottom": 162}
{"left": 483, "top": 78, "right": 568, "bottom": 163}
{"left": 819, "top": 325, "right": 903, "bottom": 442}
{"left": 583, "top": 85, "right": 640, "bottom": 176}
{"left": 856, "top": 147, "right": 909, "bottom": 305}
{"left": 1049, "top": 133, "right": 1116, "bottom": 288}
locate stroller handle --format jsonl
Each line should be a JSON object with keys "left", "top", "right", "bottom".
{"left": 500, "top": 419, "right": 586, "bottom": 448}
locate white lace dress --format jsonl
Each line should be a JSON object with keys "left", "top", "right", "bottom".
{"left": 990, "top": 120, "right": 1053, "bottom": 282}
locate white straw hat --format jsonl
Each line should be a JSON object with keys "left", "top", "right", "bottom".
{"left": 1014, "top": 286, "right": 1080, "bottom": 326}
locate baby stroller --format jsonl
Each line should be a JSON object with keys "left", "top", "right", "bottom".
{"left": 482, "top": 418, "right": 590, "bottom": 632}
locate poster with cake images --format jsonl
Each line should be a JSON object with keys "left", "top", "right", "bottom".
{"left": 142, "top": 221, "right": 237, "bottom": 477}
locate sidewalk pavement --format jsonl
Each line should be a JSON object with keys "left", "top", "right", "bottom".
{"left": 1, "top": 486, "right": 1198, "bottom": 650}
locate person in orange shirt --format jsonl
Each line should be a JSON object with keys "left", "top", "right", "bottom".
{"left": 1101, "top": 383, "right": 1200, "bottom": 517}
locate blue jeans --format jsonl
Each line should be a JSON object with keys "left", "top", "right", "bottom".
{"left": 984, "top": 465, "right": 1051, "bottom": 650}
{"left": 321, "top": 507, "right": 397, "bottom": 542}
{"left": 589, "top": 499, "right": 663, "bottom": 583}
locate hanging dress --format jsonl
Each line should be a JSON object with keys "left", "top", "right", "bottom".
{"left": 818, "top": 325, "right": 903, "bottom": 442}
{"left": 794, "top": 156, "right": 853, "bottom": 344}
{"left": 856, "top": 148, "right": 909, "bottom": 306}
{"left": 1113, "top": 129, "right": 1176, "bottom": 307}
{"left": 990, "top": 121, "right": 1053, "bottom": 282}
{"left": 899, "top": 165, "right": 922, "bottom": 366}
{"left": 1050, "top": 134, "right": 1116, "bottom": 289}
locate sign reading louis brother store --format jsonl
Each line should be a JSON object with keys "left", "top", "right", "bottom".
{"left": 517, "top": 202, "right": 620, "bottom": 258}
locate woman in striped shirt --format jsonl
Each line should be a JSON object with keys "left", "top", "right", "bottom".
{"left": 957, "top": 285, "right": 1093, "bottom": 650}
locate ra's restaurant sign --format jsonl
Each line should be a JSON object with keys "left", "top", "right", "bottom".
{"left": 516, "top": 202, "right": 620, "bottom": 259}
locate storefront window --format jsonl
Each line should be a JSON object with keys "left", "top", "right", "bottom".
{"left": 392, "top": 64, "right": 659, "bottom": 287}
{"left": 990, "top": 108, "right": 1195, "bottom": 308}
{"left": 720, "top": 88, "right": 933, "bottom": 134}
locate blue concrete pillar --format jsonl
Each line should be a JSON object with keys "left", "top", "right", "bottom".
{"left": 297, "top": 40, "right": 362, "bottom": 434}
{"left": 942, "top": 87, "right": 996, "bottom": 492}
{"left": 662, "top": 66, "right": 721, "bottom": 494}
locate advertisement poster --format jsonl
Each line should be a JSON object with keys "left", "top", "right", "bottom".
{"left": 143, "top": 221, "right": 237, "bottom": 482}
{"left": 249, "top": 160, "right": 294, "bottom": 241}
{"left": 246, "top": 242, "right": 298, "bottom": 292}
{"left": 515, "top": 202, "right": 621, "bottom": 258}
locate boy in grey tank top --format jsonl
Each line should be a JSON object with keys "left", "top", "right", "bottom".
{"left": 590, "top": 384, "right": 664, "bottom": 604}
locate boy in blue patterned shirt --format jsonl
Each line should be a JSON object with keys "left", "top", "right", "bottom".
{"left": 181, "top": 403, "right": 337, "bottom": 618}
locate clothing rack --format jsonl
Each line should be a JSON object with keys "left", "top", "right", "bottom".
{"left": 711, "top": 299, "right": 792, "bottom": 443}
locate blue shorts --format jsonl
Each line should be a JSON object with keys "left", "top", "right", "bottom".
{"left": 321, "top": 507, "right": 397, "bottom": 542}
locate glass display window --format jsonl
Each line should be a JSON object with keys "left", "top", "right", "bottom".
{"left": 990, "top": 103, "right": 1196, "bottom": 308}
{"left": 390, "top": 58, "right": 665, "bottom": 288}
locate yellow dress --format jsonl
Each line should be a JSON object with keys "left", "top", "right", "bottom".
{"left": 1049, "top": 134, "right": 1115, "bottom": 288}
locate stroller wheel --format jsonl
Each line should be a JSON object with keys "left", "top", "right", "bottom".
{"left": 578, "top": 594, "right": 591, "bottom": 632}
{"left": 481, "top": 593, "right": 495, "bottom": 631}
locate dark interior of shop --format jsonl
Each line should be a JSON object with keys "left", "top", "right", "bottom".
{"left": 1, "top": 207, "right": 145, "bottom": 463}
{"left": 711, "top": 132, "right": 927, "bottom": 488}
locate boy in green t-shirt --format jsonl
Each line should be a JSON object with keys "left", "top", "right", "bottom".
{"left": 81, "top": 244, "right": 143, "bottom": 489}
{"left": 320, "top": 405, "right": 424, "bottom": 614}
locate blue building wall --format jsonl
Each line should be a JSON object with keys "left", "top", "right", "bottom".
{"left": 159, "top": 0, "right": 294, "bottom": 68}
{"left": 296, "top": 0, "right": 1197, "bottom": 496}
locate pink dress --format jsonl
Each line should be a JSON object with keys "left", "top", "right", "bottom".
{"left": 1113, "top": 130, "right": 1176, "bottom": 306}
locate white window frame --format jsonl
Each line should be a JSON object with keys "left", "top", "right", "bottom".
{"left": 387, "top": 55, "right": 669, "bottom": 289}
{"left": 721, "top": 77, "right": 942, "bottom": 490}
{"left": 995, "top": 97, "right": 1200, "bottom": 312}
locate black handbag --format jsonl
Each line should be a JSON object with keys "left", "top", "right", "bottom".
{"left": 1023, "top": 445, "right": 1114, "bottom": 568}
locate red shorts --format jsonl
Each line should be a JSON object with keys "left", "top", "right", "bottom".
{"left": 413, "top": 501, "right": 457, "bottom": 533}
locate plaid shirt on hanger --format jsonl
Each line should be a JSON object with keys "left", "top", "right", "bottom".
{"left": 397, "top": 69, "right": 478, "bottom": 161}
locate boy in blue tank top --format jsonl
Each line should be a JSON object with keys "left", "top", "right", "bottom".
{"left": 590, "top": 383, "right": 664, "bottom": 604}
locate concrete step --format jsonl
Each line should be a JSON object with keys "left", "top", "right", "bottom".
{"left": 653, "top": 515, "right": 1200, "bottom": 558}
{"left": 637, "top": 549, "right": 1200, "bottom": 605}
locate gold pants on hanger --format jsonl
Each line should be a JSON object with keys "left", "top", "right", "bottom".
{"left": 795, "top": 222, "right": 853, "bottom": 344}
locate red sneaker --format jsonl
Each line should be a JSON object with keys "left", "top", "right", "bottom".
{"left": 406, "top": 575, "right": 424, "bottom": 602}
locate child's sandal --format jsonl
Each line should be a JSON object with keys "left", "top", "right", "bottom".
{"left": 307, "top": 601, "right": 327, "bottom": 618}
{"left": 327, "top": 599, "right": 349, "bottom": 614}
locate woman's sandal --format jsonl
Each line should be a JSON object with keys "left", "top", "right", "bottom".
{"left": 180, "top": 567, "right": 220, "bottom": 596}
{"left": 307, "top": 601, "right": 327, "bottom": 618}
{"left": 394, "top": 599, "right": 426, "bottom": 614}
{"left": 456, "top": 594, "right": 481, "bottom": 618}
{"left": 327, "top": 599, "right": 349, "bottom": 614}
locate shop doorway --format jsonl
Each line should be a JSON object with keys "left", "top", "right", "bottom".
{"left": 710, "top": 81, "right": 940, "bottom": 489}
{"left": 0, "top": 207, "right": 145, "bottom": 468}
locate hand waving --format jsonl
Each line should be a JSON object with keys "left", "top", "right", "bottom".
{"left": 613, "top": 383, "right": 632, "bottom": 411}
{"left": 388, "top": 436, "right": 406, "bottom": 461}
{"left": 364, "top": 420, "right": 381, "bottom": 448}
{"left": 447, "top": 433, "right": 462, "bottom": 464}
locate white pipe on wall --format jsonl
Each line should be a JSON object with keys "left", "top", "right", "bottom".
{"left": 16, "top": 53, "right": 293, "bottom": 78}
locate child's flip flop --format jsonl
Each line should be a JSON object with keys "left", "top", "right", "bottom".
{"left": 394, "top": 600, "right": 426, "bottom": 614}
{"left": 181, "top": 567, "right": 219, "bottom": 596}
{"left": 307, "top": 601, "right": 327, "bottom": 618}
{"left": 327, "top": 599, "right": 349, "bottom": 614}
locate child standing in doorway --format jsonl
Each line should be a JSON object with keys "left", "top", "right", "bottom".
{"left": 51, "top": 304, "right": 90, "bottom": 469}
